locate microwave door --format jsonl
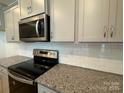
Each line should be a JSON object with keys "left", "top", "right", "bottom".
{"left": 19, "top": 14, "right": 49, "bottom": 41}
{"left": 19, "top": 21, "right": 39, "bottom": 38}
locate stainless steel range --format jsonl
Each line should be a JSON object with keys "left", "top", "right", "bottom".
{"left": 8, "top": 49, "right": 59, "bottom": 93}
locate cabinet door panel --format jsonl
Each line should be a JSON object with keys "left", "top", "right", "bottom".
{"left": 31, "top": 0, "right": 45, "bottom": 16}
{"left": 4, "top": 11, "right": 14, "bottom": 42}
{"left": 1, "top": 74, "right": 9, "bottom": 93}
{"left": 0, "top": 67, "right": 9, "bottom": 93}
{"left": 20, "top": 0, "right": 31, "bottom": 19}
{"left": 109, "top": 0, "right": 123, "bottom": 42}
{"left": 4, "top": 6, "right": 20, "bottom": 42}
{"left": 13, "top": 7, "right": 20, "bottom": 41}
{"left": 79, "top": 0, "right": 109, "bottom": 42}
{"left": 51, "top": 0, "right": 75, "bottom": 42}
{"left": 0, "top": 78, "right": 3, "bottom": 93}
{"left": 38, "top": 84, "right": 58, "bottom": 93}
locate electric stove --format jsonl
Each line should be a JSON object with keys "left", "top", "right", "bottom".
{"left": 8, "top": 49, "right": 59, "bottom": 93}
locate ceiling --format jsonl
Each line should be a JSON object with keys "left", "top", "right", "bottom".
{"left": 0, "top": 0, "right": 16, "bottom": 6}
{"left": 0, "top": 0, "right": 17, "bottom": 11}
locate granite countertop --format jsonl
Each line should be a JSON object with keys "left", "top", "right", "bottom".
{"left": 0, "top": 56, "right": 123, "bottom": 93}
{"left": 36, "top": 64, "right": 123, "bottom": 93}
{"left": 0, "top": 55, "right": 31, "bottom": 68}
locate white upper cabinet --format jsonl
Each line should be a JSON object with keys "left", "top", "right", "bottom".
{"left": 50, "top": 0, "right": 75, "bottom": 42}
{"left": 19, "top": 0, "right": 46, "bottom": 19}
{"left": 13, "top": 7, "right": 20, "bottom": 41}
{"left": 31, "top": 0, "right": 45, "bottom": 15}
{"left": 4, "top": 6, "right": 20, "bottom": 42}
{"left": 19, "top": 0, "right": 31, "bottom": 19}
{"left": 78, "top": 0, "right": 109, "bottom": 42}
{"left": 108, "top": 0, "right": 123, "bottom": 42}
{"left": 78, "top": 0, "right": 123, "bottom": 42}
{"left": 4, "top": 10, "right": 13, "bottom": 41}
{"left": 116, "top": 0, "right": 123, "bottom": 42}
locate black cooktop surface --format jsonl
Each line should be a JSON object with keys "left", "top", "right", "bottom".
{"left": 8, "top": 59, "right": 53, "bottom": 80}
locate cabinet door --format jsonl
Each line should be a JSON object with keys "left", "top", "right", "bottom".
{"left": 4, "top": 6, "right": 20, "bottom": 42}
{"left": 13, "top": 7, "right": 20, "bottom": 41}
{"left": 108, "top": 0, "right": 123, "bottom": 42}
{"left": 38, "top": 84, "right": 58, "bottom": 93}
{"left": 4, "top": 10, "right": 14, "bottom": 42}
{"left": 1, "top": 74, "right": 9, "bottom": 93}
{"left": 0, "top": 67, "right": 9, "bottom": 93}
{"left": 19, "top": 0, "right": 31, "bottom": 19}
{"left": 31, "top": 0, "right": 45, "bottom": 16}
{"left": 51, "top": 0, "right": 75, "bottom": 42}
{"left": 0, "top": 78, "right": 3, "bottom": 93}
{"left": 78, "top": 0, "right": 109, "bottom": 42}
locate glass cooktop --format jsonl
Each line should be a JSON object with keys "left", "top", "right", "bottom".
{"left": 8, "top": 59, "right": 53, "bottom": 80}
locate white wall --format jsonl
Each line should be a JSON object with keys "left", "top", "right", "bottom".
{"left": 0, "top": 32, "right": 6, "bottom": 58}
{"left": 0, "top": 32, "right": 19, "bottom": 57}
{"left": 0, "top": 32, "right": 123, "bottom": 74}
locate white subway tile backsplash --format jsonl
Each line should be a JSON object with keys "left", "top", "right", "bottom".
{"left": 60, "top": 54, "right": 122, "bottom": 74}
{"left": 0, "top": 32, "right": 123, "bottom": 60}
{"left": 0, "top": 32, "right": 123, "bottom": 74}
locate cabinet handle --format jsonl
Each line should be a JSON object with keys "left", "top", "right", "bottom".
{"left": 110, "top": 31, "right": 113, "bottom": 38}
{"left": 29, "top": 6, "right": 31, "bottom": 8}
{"left": 104, "top": 32, "right": 106, "bottom": 38}
{"left": 29, "top": 6, "right": 32, "bottom": 14}
{"left": 27, "top": 6, "right": 32, "bottom": 14}
{"left": 28, "top": 6, "right": 32, "bottom": 14}
{"left": 103, "top": 26, "right": 108, "bottom": 38}
{"left": 109, "top": 25, "right": 114, "bottom": 38}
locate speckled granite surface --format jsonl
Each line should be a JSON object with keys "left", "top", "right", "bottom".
{"left": 0, "top": 56, "right": 31, "bottom": 68}
{"left": 0, "top": 56, "right": 123, "bottom": 93}
{"left": 36, "top": 64, "right": 123, "bottom": 93}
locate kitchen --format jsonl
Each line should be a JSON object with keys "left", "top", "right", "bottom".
{"left": 0, "top": 0, "right": 123, "bottom": 93}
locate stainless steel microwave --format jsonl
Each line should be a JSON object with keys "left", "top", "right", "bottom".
{"left": 19, "top": 14, "right": 50, "bottom": 42}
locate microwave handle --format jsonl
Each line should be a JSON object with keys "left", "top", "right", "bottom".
{"left": 36, "top": 20, "right": 40, "bottom": 37}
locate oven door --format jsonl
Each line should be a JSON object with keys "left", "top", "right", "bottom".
{"left": 19, "top": 14, "right": 50, "bottom": 42}
{"left": 8, "top": 71, "right": 37, "bottom": 93}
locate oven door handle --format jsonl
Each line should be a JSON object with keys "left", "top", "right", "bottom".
{"left": 36, "top": 20, "right": 40, "bottom": 37}
{"left": 8, "top": 72, "right": 34, "bottom": 85}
